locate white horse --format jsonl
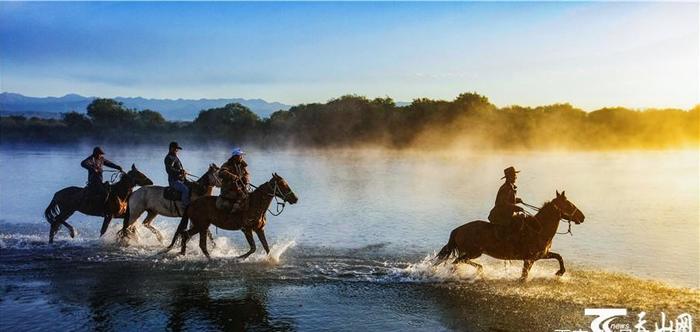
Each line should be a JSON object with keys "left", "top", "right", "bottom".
{"left": 120, "top": 163, "right": 221, "bottom": 244}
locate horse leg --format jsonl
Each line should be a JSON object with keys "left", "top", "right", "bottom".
{"left": 207, "top": 230, "right": 217, "bottom": 250}
{"left": 61, "top": 221, "right": 77, "bottom": 238}
{"left": 49, "top": 208, "right": 76, "bottom": 243}
{"left": 180, "top": 228, "right": 199, "bottom": 256}
{"left": 100, "top": 215, "right": 113, "bottom": 237}
{"left": 142, "top": 211, "right": 164, "bottom": 244}
{"left": 238, "top": 229, "right": 256, "bottom": 259}
{"left": 120, "top": 206, "right": 142, "bottom": 239}
{"left": 49, "top": 222, "right": 60, "bottom": 244}
{"left": 452, "top": 254, "right": 484, "bottom": 275}
{"left": 453, "top": 251, "right": 484, "bottom": 275}
{"left": 58, "top": 210, "right": 77, "bottom": 238}
{"left": 199, "top": 230, "right": 211, "bottom": 260}
{"left": 254, "top": 229, "right": 270, "bottom": 254}
{"left": 520, "top": 260, "right": 534, "bottom": 281}
{"left": 543, "top": 252, "right": 566, "bottom": 276}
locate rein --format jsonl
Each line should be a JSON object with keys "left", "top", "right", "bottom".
{"left": 521, "top": 201, "right": 574, "bottom": 236}
{"left": 103, "top": 169, "right": 125, "bottom": 184}
{"left": 250, "top": 180, "right": 293, "bottom": 216}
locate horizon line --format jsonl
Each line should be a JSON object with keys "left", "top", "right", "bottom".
{"left": 1, "top": 90, "right": 698, "bottom": 112}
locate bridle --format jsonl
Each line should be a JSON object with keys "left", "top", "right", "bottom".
{"left": 522, "top": 200, "right": 578, "bottom": 236}
{"left": 248, "top": 178, "right": 294, "bottom": 216}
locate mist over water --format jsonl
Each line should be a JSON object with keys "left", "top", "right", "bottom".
{"left": 0, "top": 144, "right": 698, "bottom": 331}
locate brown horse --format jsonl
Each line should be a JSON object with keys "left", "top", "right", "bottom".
{"left": 44, "top": 164, "right": 153, "bottom": 243}
{"left": 164, "top": 173, "right": 298, "bottom": 259}
{"left": 435, "top": 191, "right": 585, "bottom": 280}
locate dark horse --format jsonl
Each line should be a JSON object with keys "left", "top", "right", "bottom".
{"left": 435, "top": 191, "right": 585, "bottom": 280}
{"left": 44, "top": 164, "right": 153, "bottom": 243}
{"left": 164, "top": 173, "right": 298, "bottom": 259}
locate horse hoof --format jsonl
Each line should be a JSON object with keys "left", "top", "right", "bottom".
{"left": 555, "top": 270, "right": 565, "bottom": 276}
{"left": 69, "top": 229, "right": 76, "bottom": 238}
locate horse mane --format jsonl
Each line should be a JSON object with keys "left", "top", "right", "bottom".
{"left": 540, "top": 200, "right": 555, "bottom": 210}
{"left": 535, "top": 200, "right": 560, "bottom": 220}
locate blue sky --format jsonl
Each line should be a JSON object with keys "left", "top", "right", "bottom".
{"left": 0, "top": 2, "right": 697, "bottom": 110}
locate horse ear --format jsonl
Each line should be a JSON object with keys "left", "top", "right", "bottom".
{"left": 132, "top": 164, "right": 136, "bottom": 171}
{"left": 561, "top": 191, "right": 566, "bottom": 197}
{"left": 556, "top": 190, "right": 560, "bottom": 197}
{"left": 274, "top": 172, "right": 279, "bottom": 178}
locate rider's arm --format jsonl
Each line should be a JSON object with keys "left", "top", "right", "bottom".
{"left": 219, "top": 169, "right": 240, "bottom": 181}
{"left": 103, "top": 159, "right": 123, "bottom": 172}
{"left": 496, "top": 186, "right": 521, "bottom": 211}
{"left": 81, "top": 156, "right": 96, "bottom": 172}
{"left": 164, "top": 156, "right": 179, "bottom": 177}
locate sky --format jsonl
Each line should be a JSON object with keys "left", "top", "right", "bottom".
{"left": 0, "top": 2, "right": 698, "bottom": 110}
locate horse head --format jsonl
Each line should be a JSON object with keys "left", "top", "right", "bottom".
{"left": 127, "top": 164, "right": 154, "bottom": 186}
{"left": 552, "top": 190, "right": 585, "bottom": 224}
{"left": 200, "top": 163, "right": 222, "bottom": 188}
{"left": 271, "top": 172, "right": 298, "bottom": 204}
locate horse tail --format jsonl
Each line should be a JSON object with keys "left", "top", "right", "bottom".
{"left": 436, "top": 229, "right": 458, "bottom": 260}
{"left": 44, "top": 199, "right": 61, "bottom": 225}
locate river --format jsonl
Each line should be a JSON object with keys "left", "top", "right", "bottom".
{"left": 0, "top": 144, "right": 697, "bottom": 331}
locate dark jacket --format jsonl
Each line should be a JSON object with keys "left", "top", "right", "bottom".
{"left": 164, "top": 153, "right": 185, "bottom": 183}
{"left": 81, "top": 155, "right": 121, "bottom": 186}
{"left": 488, "top": 182, "right": 519, "bottom": 225}
{"left": 220, "top": 159, "right": 249, "bottom": 200}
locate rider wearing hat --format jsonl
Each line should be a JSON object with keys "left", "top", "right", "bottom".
{"left": 217, "top": 148, "right": 250, "bottom": 213}
{"left": 81, "top": 147, "right": 123, "bottom": 212}
{"left": 488, "top": 166, "right": 525, "bottom": 229}
{"left": 164, "top": 141, "right": 190, "bottom": 207}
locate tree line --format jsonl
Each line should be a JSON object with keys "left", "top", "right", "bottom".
{"left": 1, "top": 93, "right": 698, "bottom": 150}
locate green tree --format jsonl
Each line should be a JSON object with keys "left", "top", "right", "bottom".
{"left": 86, "top": 98, "right": 137, "bottom": 127}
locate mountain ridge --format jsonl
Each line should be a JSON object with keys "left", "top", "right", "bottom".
{"left": 0, "top": 92, "right": 292, "bottom": 120}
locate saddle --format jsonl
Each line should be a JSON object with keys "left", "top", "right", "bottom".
{"left": 216, "top": 195, "right": 249, "bottom": 214}
{"left": 492, "top": 214, "right": 526, "bottom": 242}
{"left": 80, "top": 183, "right": 126, "bottom": 217}
{"left": 163, "top": 180, "right": 199, "bottom": 202}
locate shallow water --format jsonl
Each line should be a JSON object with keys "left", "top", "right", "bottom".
{"left": 0, "top": 144, "right": 698, "bottom": 331}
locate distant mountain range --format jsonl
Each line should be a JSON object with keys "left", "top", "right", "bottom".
{"left": 0, "top": 92, "right": 292, "bottom": 120}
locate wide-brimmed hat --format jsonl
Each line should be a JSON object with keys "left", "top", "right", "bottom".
{"left": 231, "top": 148, "right": 245, "bottom": 156}
{"left": 501, "top": 166, "right": 520, "bottom": 179}
{"left": 93, "top": 146, "right": 105, "bottom": 156}
{"left": 169, "top": 141, "right": 183, "bottom": 150}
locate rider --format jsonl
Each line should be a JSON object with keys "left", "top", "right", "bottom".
{"left": 164, "top": 141, "right": 190, "bottom": 207}
{"left": 217, "top": 147, "right": 250, "bottom": 213}
{"left": 81, "top": 147, "right": 123, "bottom": 212}
{"left": 488, "top": 166, "right": 526, "bottom": 237}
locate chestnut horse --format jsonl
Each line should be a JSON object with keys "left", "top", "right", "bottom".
{"left": 435, "top": 191, "right": 585, "bottom": 280}
{"left": 44, "top": 164, "right": 153, "bottom": 243}
{"left": 164, "top": 173, "right": 298, "bottom": 259}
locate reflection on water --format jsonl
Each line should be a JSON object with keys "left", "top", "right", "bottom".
{"left": 0, "top": 144, "right": 698, "bottom": 331}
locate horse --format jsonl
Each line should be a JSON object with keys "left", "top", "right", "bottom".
{"left": 119, "top": 163, "right": 222, "bottom": 244}
{"left": 44, "top": 164, "right": 154, "bottom": 244}
{"left": 435, "top": 190, "right": 585, "bottom": 281}
{"left": 164, "top": 173, "right": 298, "bottom": 259}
